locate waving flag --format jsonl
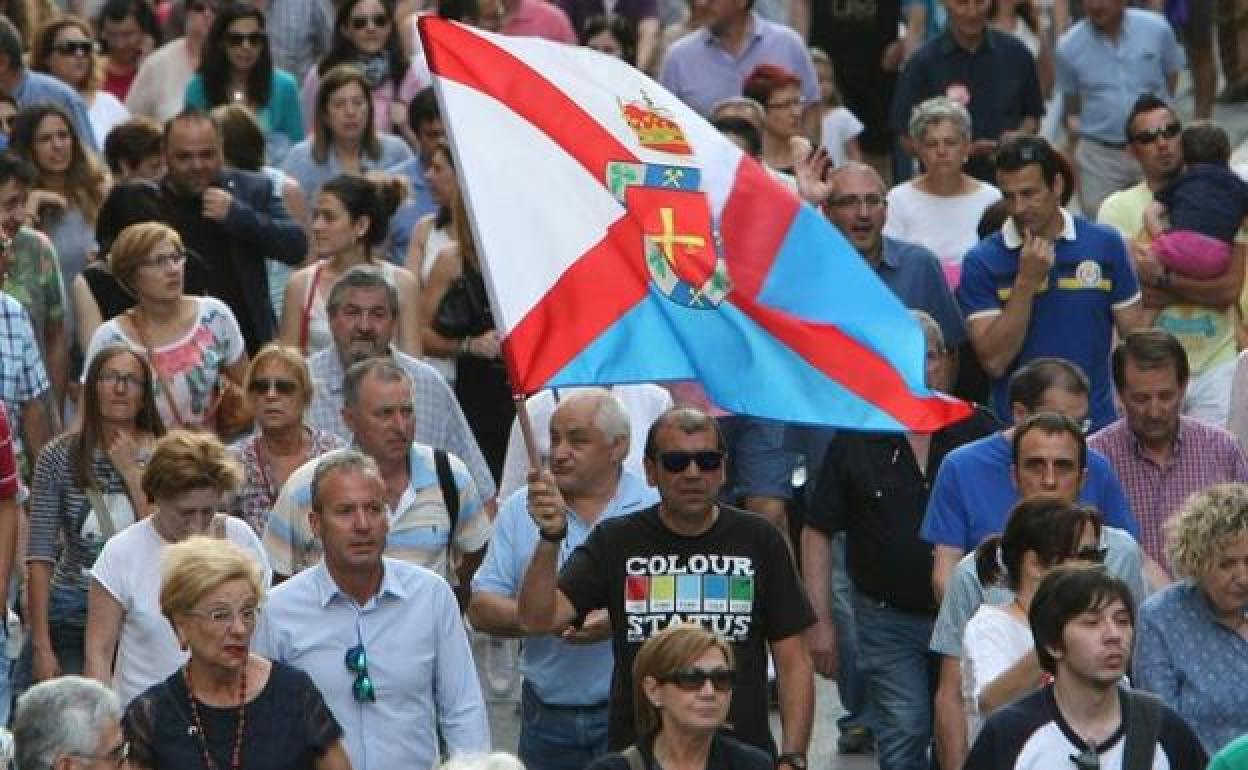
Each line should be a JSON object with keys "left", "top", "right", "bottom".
{"left": 420, "top": 17, "right": 971, "bottom": 431}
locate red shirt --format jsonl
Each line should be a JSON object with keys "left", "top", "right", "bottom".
{"left": 502, "top": 0, "right": 577, "bottom": 44}
{"left": 102, "top": 65, "right": 138, "bottom": 101}
{"left": 0, "top": 403, "right": 19, "bottom": 499}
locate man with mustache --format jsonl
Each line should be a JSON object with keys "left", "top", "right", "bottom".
{"left": 1089, "top": 330, "right": 1248, "bottom": 584}
{"left": 304, "top": 265, "right": 495, "bottom": 505}
{"left": 263, "top": 357, "right": 491, "bottom": 592}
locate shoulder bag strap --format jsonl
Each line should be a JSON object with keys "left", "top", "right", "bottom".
{"left": 620, "top": 745, "right": 646, "bottom": 770}
{"left": 1122, "top": 688, "right": 1163, "bottom": 770}
{"left": 84, "top": 483, "right": 117, "bottom": 539}
{"left": 299, "top": 261, "right": 325, "bottom": 355}
{"left": 128, "top": 309, "right": 187, "bottom": 428}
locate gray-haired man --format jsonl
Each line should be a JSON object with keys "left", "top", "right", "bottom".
{"left": 14, "top": 676, "right": 127, "bottom": 770}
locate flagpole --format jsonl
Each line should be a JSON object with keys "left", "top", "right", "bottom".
{"left": 514, "top": 396, "right": 542, "bottom": 472}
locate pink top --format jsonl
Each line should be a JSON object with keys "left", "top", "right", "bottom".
{"left": 301, "top": 64, "right": 429, "bottom": 135}
{"left": 502, "top": 0, "right": 577, "bottom": 43}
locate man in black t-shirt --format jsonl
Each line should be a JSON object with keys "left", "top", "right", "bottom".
{"left": 965, "top": 566, "right": 1206, "bottom": 770}
{"left": 518, "top": 407, "right": 815, "bottom": 765}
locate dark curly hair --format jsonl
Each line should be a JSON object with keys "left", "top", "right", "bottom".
{"left": 198, "top": 1, "right": 273, "bottom": 109}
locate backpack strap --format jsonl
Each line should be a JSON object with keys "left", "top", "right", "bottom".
{"left": 1122, "top": 688, "right": 1163, "bottom": 770}
{"left": 620, "top": 746, "right": 646, "bottom": 770}
{"left": 434, "top": 447, "right": 459, "bottom": 544}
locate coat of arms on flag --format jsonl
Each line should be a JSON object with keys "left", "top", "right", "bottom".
{"left": 420, "top": 16, "right": 971, "bottom": 432}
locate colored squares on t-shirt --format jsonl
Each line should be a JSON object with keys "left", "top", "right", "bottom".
{"left": 730, "top": 576, "right": 754, "bottom": 613}
{"left": 650, "top": 575, "right": 675, "bottom": 611}
{"left": 702, "top": 575, "right": 728, "bottom": 612}
{"left": 625, "top": 575, "right": 649, "bottom": 612}
{"left": 676, "top": 575, "right": 701, "bottom": 611}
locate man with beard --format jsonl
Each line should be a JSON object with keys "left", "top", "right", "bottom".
{"left": 263, "top": 359, "right": 491, "bottom": 586}
{"left": 1098, "top": 96, "right": 1245, "bottom": 426}
{"left": 305, "top": 266, "right": 495, "bottom": 503}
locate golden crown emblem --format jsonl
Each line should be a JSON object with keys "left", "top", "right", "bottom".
{"left": 619, "top": 94, "right": 693, "bottom": 156}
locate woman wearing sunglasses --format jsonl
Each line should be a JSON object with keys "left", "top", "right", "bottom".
{"left": 587, "top": 623, "right": 770, "bottom": 770}
{"left": 18, "top": 344, "right": 164, "bottom": 690}
{"left": 184, "top": 1, "right": 303, "bottom": 166}
{"left": 962, "top": 497, "right": 1105, "bottom": 740}
{"left": 82, "top": 221, "right": 250, "bottom": 437}
{"left": 229, "top": 344, "right": 344, "bottom": 535}
{"left": 302, "top": 0, "right": 425, "bottom": 139}
{"left": 1136, "top": 483, "right": 1248, "bottom": 755}
{"left": 123, "top": 535, "right": 350, "bottom": 770}
{"left": 32, "top": 17, "right": 131, "bottom": 148}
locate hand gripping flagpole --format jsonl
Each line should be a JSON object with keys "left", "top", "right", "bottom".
{"left": 423, "top": 19, "right": 542, "bottom": 474}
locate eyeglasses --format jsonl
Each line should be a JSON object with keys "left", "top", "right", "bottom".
{"left": 98, "top": 370, "right": 144, "bottom": 389}
{"left": 53, "top": 40, "right": 94, "bottom": 56}
{"left": 1130, "top": 122, "right": 1181, "bottom": 145}
{"left": 1070, "top": 742, "right": 1100, "bottom": 770}
{"left": 71, "top": 740, "right": 130, "bottom": 767}
{"left": 140, "top": 250, "right": 187, "bottom": 269}
{"left": 658, "top": 450, "right": 724, "bottom": 473}
{"left": 345, "top": 643, "right": 376, "bottom": 703}
{"left": 247, "top": 377, "right": 298, "bottom": 396}
{"left": 1068, "top": 546, "right": 1108, "bottom": 564}
{"left": 659, "top": 667, "right": 737, "bottom": 693}
{"left": 830, "top": 193, "right": 885, "bottom": 209}
{"left": 187, "top": 604, "right": 261, "bottom": 627}
{"left": 350, "top": 12, "right": 390, "bottom": 29}
{"left": 226, "top": 31, "right": 266, "bottom": 47}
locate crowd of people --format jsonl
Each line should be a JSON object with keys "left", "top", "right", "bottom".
{"left": 0, "top": 0, "right": 1243, "bottom": 769}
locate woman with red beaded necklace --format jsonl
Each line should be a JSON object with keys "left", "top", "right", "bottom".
{"left": 122, "top": 536, "right": 351, "bottom": 770}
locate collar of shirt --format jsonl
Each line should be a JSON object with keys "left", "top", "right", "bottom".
{"left": 324, "top": 347, "right": 401, "bottom": 395}
{"left": 1126, "top": 415, "right": 1189, "bottom": 467}
{"left": 938, "top": 26, "right": 998, "bottom": 55}
{"left": 311, "top": 557, "right": 411, "bottom": 609}
{"left": 877, "top": 238, "right": 903, "bottom": 272}
{"left": 702, "top": 11, "right": 763, "bottom": 52}
{"left": 1002, "top": 208, "right": 1078, "bottom": 249}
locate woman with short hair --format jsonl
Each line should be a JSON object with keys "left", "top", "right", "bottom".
{"left": 228, "top": 344, "right": 343, "bottom": 535}
{"left": 123, "top": 536, "right": 349, "bottom": 770}
{"left": 84, "top": 430, "right": 270, "bottom": 707}
{"left": 1136, "top": 483, "right": 1248, "bottom": 754}
{"left": 586, "top": 623, "right": 770, "bottom": 770}
{"left": 884, "top": 96, "right": 1002, "bottom": 288}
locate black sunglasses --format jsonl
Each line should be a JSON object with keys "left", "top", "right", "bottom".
{"left": 226, "top": 31, "right": 265, "bottom": 47}
{"left": 1131, "top": 122, "right": 1181, "bottom": 145}
{"left": 1069, "top": 546, "right": 1109, "bottom": 564}
{"left": 53, "top": 40, "right": 94, "bottom": 56}
{"left": 350, "top": 12, "right": 389, "bottom": 29}
{"left": 345, "top": 643, "right": 376, "bottom": 703}
{"left": 659, "top": 667, "right": 736, "bottom": 693}
{"left": 658, "top": 450, "right": 724, "bottom": 473}
{"left": 248, "top": 377, "right": 298, "bottom": 396}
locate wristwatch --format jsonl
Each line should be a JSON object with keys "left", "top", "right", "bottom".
{"left": 776, "top": 752, "right": 807, "bottom": 770}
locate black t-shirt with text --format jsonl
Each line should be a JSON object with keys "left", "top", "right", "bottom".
{"left": 558, "top": 504, "right": 815, "bottom": 754}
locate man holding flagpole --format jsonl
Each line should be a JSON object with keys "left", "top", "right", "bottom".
{"left": 518, "top": 406, "right": 815, "bottom": 763}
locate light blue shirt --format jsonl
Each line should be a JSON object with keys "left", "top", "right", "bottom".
{"left": 472, "top": 471, "right": 658, "bottom": 705}
{"left": 14, "top": 70, "right": 98, "bottom": 153}
{"left": 280, "top": 133, "right": 412, "bottom": 206}
{"left": 253, "top": 558, "right": 490, "bottom": 770}
{"left": 1056, "top": 9, "right": 1184, "bottom": 144}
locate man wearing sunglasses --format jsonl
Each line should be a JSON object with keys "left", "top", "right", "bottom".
{"left": 255, "top": 448, "right": 490, "bottom": 770}
{"left": 13, "top": 675, "right": 130, "bottom": 769}
{"left": 964, "top": 565, "right": 1206, "bottom": 770}
{"left": 518, "top": 406, "right": 815, "bottom": 765}
{"left": 1099, "top": 95, "right": 1245, "bottom": 430}
{"left": 928, "top": 412, "right": 1149, "bottom": 770}
{"left": 469, "top": 389, "right": 658, "bottom": 770}
{"left": 1089, "top": 330, "right": 1248, "bottom": 584}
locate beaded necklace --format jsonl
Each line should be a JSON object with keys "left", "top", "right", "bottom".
{"left": 184, "top": 662, "right": 248, "bottom": 770}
